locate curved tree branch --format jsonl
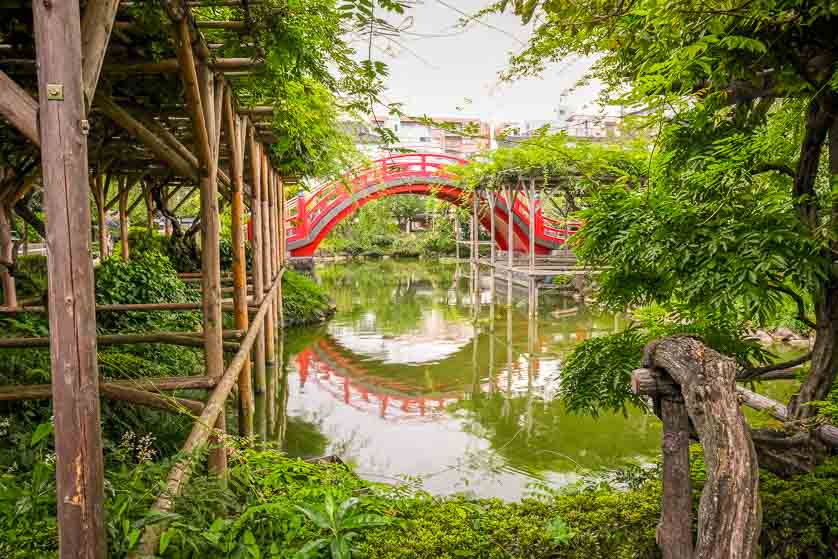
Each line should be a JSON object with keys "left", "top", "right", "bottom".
{"left": 738, "top": 351, "right": 812, "bottom": 381}
{"left": 768, "top": 282, "right": 816, "bottom": 329}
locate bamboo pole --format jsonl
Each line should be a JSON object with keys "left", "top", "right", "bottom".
{"left": 268, "top": 170, "right": 279, "bottom": 330}
{"left": 32, "top": 0, "right": 107, "bottom": 553}
{"left": 471, "top": 191, "right": 478, "bottom": 265}
{"left": 225, "top": 94, "right": 253, "bottom": 438}
{"left": 277, "top": 172, "right": 285, "bottom": 327}
{"left": 249, "top": 133, "right": 267, "bottom": 442}
{"left": 528, "top": 178, "right": 536, "bottom": 274}
{"left": 262, "top": 155, "right": 276, "bottom": 435}
{"left": 454, "top": 208, "right": 460, "bottom": 260}
{"left": 0, "top": 382, "right": 204, "bottom": 415}
{"left": 507, "top": 183, "right": 515, "bottom": 269}
{"left": 0, "top": 331, "right": 241, "bottom": 349}
{"left": 196, "top": 64, "right": 226, "bottom": 476}
{"left": 487, "top": 192, "right": 496, "bottom": 266}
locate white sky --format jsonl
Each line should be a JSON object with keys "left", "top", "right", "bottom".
{"left": 359, "top": 0, "right": 605, "bottom": 122}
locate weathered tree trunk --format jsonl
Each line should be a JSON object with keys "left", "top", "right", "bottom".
{"left": 790, "top": 288, "right": 838, "bottom": 419}
{"left": 643, "top": 336, "right": 761, "bottom": 559}
{"left": 789, "top": 94, "right": 838, "bottom": 420}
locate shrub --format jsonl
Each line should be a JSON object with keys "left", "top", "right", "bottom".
{"left": 283, "top": 270, "right": 332, "bottom": 327}
{"left": 127, "top": 230, "right": 201, "bottom": 273}
{"left": 94, "top": 250, "right": 200, "bottom": 332}
{"left": 12, "top": 254, "right": 48, "bottom": 299}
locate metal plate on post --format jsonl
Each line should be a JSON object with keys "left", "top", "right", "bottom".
{"left": 46, "top": 83, "right": 64, "bottom": 101}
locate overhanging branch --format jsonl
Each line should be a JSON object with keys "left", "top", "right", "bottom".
{"left": 738, "top": 351, "right": 812, "bottom": 381}
{"left": 768, "top": 282, "right": 816, "bottom": 330}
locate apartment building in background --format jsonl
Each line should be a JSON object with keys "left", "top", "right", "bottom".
{"left": 352, "top": 114, "right": 493, "bottom": 160}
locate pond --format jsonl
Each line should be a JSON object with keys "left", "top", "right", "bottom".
{"left": 278, "top": 259, "right": 661, "bottom": 500}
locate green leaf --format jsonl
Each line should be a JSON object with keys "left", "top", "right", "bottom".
{"left": 159, "top": 529, "right": 172, "bottom": 554}
{"left": 30, "top": 422, "right": 52, "bottom": 447}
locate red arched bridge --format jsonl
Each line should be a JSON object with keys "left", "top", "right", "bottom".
{"left": 285, "top": 154, "right": 578, "bottom": 257}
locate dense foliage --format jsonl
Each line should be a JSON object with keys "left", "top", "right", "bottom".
{"left": 283, "top": 270, "right": 334, "bottom": 327}
{"left": 2, "top": 432, "right": 837, "bottom": 558}
{"left": 319, "top": 196, "right": 460, "bottom": 257}
{"left": 472, "top": 0, "right": 838, "bottom": 425}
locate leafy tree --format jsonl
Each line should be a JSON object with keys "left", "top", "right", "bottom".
{"left": 489, "top": 1, "right": 838, "bottom": 426}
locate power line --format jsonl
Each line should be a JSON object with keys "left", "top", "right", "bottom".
{"left": 433, "top": 0, "right": 527, "bottom": 47}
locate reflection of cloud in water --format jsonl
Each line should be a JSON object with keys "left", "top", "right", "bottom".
{"left": 329, "top": 308, "right": 475, "bottom": 364}
{"left": 492, "top": 355, "right": 563, "bottom": 401}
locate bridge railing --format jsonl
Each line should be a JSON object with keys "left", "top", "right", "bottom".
{"left": 497, "top": 192, "right": 580, "bottom": 244}
{"left": 286, "top": 153, "right": 582, "bottom": 248}
{"left": 287, "top": 154, "right": 467, "bottom": 242}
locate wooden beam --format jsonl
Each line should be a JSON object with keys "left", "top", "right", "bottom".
{"left": 0, "top": 330, "right": 242, "bottom": 349}
{"left": 196, "top": 20, "right": 247, "bottom": 30}
{"left": 0, "top": 70, "right": 39, "bottom": 145}
{"left": 237, "top": 106, "right": 273, "bottom": 117}
{"left": 175, "top": 19, "right": 212, "bottom": 169}
{"left": 111, "top": 57, "right": 261, "bottom": 74}
{"left": 32, "top": 0, "right": 107, "bottom": 555}
{"left": 80, "top": 0, "right": 121, "bottom": 111}
{"left": 96, "top": 95, "right": 197, "bottom": 179}
{"left": 0, "top": 382, "right": 204, "bottom": 415}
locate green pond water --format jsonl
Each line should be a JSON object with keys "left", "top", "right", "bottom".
{"left": 279, "top": 259, "right": 662, "bottom": 499}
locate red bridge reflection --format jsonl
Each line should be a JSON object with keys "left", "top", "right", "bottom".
{"left": 295, "top": 335, "right": 535, "bottom": 421}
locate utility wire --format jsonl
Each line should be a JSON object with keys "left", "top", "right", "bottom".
{"left": 434, "top": 0, "right": 527, "bottom": 47}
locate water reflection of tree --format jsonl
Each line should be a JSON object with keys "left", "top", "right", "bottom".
{"left": 318, "top": 260, "right": 462, "bottom": 336}
{"left": 454, "top": 393, "right": 661, "bottom": 474}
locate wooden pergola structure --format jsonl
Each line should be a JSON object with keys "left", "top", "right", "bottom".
{"left": 0, "top": 0, "right": 289, "bottom": 556}
{"left": 459, "top": 178, "right": 586, "bottom": 311}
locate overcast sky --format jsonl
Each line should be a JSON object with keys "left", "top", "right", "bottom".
{"left": 358, "top": 0, "right": 605, "bottom": 122}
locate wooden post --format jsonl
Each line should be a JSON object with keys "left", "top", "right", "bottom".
{"left": 487, "top": 192, "right": 496, "bottom": 266}
{"left": 144, "top": 187, "right": 154, "bottom": 232}
{"left": 528, "top": 178, "right": 536, "bottom": 274}
{"left": 471, "top": 191, "right": 478, "bottom": 265}
{"left": 631, "top": 368, "right": 693, "bottom": 559}
{"left": 118, "top": 184, "right": 129, "bottom": 261}
{"left": 225, "top": 96, "right": 253, "bottom": 438}
{"left": 0, "top": 202, "right": 17, "bottom": 308}
{"left": 32, "top": 0, "right": 107, "bottom": 554}
{"left": 507, "top": 183, "right": 515, "bottom": 270}
{"left": 261, "top": 154, "right": 276, "bottom": 434}
{"left": 92, "top": 173, "right": 109, "bottom": 259}
{"left": 454, "top": 208, "right": 460, "bottom": 260}
{"left": 22, "top": 215, "right": 29, "bottom": 255}
{"left": 195, "top": 63, "right": 226, "bottom": 475}
{"left": 277, "top": 172, "right": 285, "bottom": 327}
{"left": 278, "top": 174, "right": 286, "bottom": 269}
{"left": 249, "top": 135, "right": 267, "bottom": 442}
